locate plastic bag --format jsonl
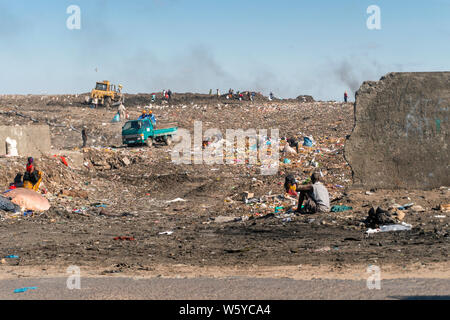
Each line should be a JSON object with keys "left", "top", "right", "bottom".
{"left": 111, "top": 113, "right": 120, "bottom": 123}
{"left": 7, "top": 188, "right": 50, "bottom": 211}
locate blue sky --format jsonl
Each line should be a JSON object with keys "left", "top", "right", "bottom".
{"left": 0, "top": 0, "right": 449, "bottom": 100}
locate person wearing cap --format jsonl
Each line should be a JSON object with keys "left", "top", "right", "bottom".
{"left": 148, "top": 110, "right": 156, "bottom": 125}
{"left": 138, "top": 110, "right": 147, "bottom": 120}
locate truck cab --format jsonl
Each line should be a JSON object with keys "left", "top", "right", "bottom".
{"left": 122, "top": 118, "right": 177, "bottom": 147}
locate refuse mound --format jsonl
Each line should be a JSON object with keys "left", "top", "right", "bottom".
{"left": 84, "top": 148, "right": 139, "bottom": 171}
{"left": 295, "top": 95, "right": 315, "bottom": 102}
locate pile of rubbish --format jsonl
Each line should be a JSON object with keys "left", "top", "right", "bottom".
{"left": 83, "top": 147, "right": 146, "bottom": 171}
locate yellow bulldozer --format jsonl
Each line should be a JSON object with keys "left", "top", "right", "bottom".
{"left": 85, "top": 81, "right": 124, "bottom": 108}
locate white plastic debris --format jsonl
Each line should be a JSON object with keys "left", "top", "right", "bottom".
{"left": 366, "top": 222, "right": 412, "bottom": 234}
{"left": 159, "top": 231, "right": 174, "bottom": 235}
{"left": 166, "top": 198, "right": 187, "bottom": 203}
{"left": 5, "top": 137, "right": 18, "bottom": 156}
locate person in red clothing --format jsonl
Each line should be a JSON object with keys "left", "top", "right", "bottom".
{"left": 344, "top": 91, "right": 348, "bottom": 103}
{"left": 24, "top": 157, "right": 39, "bottom": 186}
{"left": 26, "top": 157, "right": 34, "bottom": 173}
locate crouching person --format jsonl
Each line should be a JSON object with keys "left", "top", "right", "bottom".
{"left": 285, "top": 172, "right": 330, "bottom": 214}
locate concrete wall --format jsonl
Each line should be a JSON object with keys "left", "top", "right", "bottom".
{"left": 0, "top": 125, "right": 51, "bottom": 157}
{"left": 345, "top": 72, "right": 449, "bottom": 190}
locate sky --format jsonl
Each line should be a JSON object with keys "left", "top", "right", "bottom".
{"left": 0, "top": 0, "right": 449, "bottom": 100}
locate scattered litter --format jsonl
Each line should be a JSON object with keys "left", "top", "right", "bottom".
{"left": 314, "top": 246, "right": 331, "bottom": 252}
{"left": 166, "top": 198, "right": 186, "bottom": 203}
{"left": 331, "top": 205, "right": 352, "bottom": 212}
{"left": 380, "top": 223, "right": 412, "bottom": 232}
{"left": 159, "top": 231, "right": 174, "bottom": 235}
{"left": 214, "top": 216, "right": 236, "bottom": 223}
{"left": 60, "top": 156, "right": 69, "bottom": 167}
{"left": 274, "top": 206, "right": 284, "bottom": 213}
{"left": 23, "top": 210, "right": 33, "bottom": 216}
{"left": 14, "top": 287, "right": 37, "bottom": 294}
{"left": 366, "top": 222, "right": 412, "bottom": 234}
{"left": 303, "top": 137, "right": 314, "bottom": 147}
{"left": 410, "top": 205, "right": 425, "bottom": 212}
{"left": 434, "top": 215, "right": 446, "bottom": 218}
{"left": 5, "top": 255, "right": 19, "bottom": 259}
{"left": 113, "top": 236, "right": 135, "bottom": 241}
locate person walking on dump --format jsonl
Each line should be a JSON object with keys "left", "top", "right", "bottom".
{"left": 118, "top": 103, "right": 126, "bottom": 121}
{"left": 344, "top": 91, "right": 348, "bottom": 103}
{"left": 82, "top": 127, "right": 88, "bottom": 148}
{"left": 284, "top": 172, "right": 330, "bottom": 214}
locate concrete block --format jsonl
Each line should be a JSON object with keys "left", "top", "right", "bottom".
{"left": 0, "top": 125, "right": 51, "bottom": 158}
{"left": 345, "top": 72, "right": 449, "bottom": 190}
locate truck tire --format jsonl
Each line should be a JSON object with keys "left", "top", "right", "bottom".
{"left": 165, "top": 136, "right": 173, "bottom": 146}
{"left": 104, "top": 97, "right": 112, "bottom": 108}
{"left": 146, "top": 138, "right": 153, "bottom": 147}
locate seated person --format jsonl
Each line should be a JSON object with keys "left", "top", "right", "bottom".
{"left": 23, "top": 157, "right": 40, "bottom": 186}
{"left": 284, "top": 172, "right": 330, "bottom": 214}
{"left": 287, "top": 137, "right": 299, "bottom": 153}
{"left": 13, "top": 173, "right": 24, "bottom": 188}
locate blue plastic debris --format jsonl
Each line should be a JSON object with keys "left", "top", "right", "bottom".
{"left": 14, "top": 287, "right": 37, "bottom": 294}
{"left": 303, "top": 137, "right": 313, "bottom": 147}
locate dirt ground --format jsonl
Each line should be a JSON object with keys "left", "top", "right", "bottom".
{"left": 0, "top": 94, "right": 448, "bottom": 278}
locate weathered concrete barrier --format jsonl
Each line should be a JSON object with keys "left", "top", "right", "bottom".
{"left": 0, "top": 125, "right": 51, "bottom": 157}
{"left": 345, "top": 72, "right": 449, "bottom": 190}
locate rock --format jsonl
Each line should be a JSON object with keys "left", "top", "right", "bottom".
{"left": 59, "top": 189, "right": 89, "bottom": 199}
{"left": 121, "top": 157, "right": 131, "bottom": 166}
{"left": 345, "top": 72, "right": 450, "bottom": 190}
{"left": 392, "top": 210, "right": 405, "bottom": 221}
{"left": 214, "top": 216, "right": 236, "bottom": 223}
{"left": 242, "top": 191, "right": 254, "bottom": 201}
{"left": 410, "top": 205, "right": 425, "bottom": 212}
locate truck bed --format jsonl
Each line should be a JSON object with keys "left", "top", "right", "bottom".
{"left": 154, "top": 122, "right": 177, "bottom": 130}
